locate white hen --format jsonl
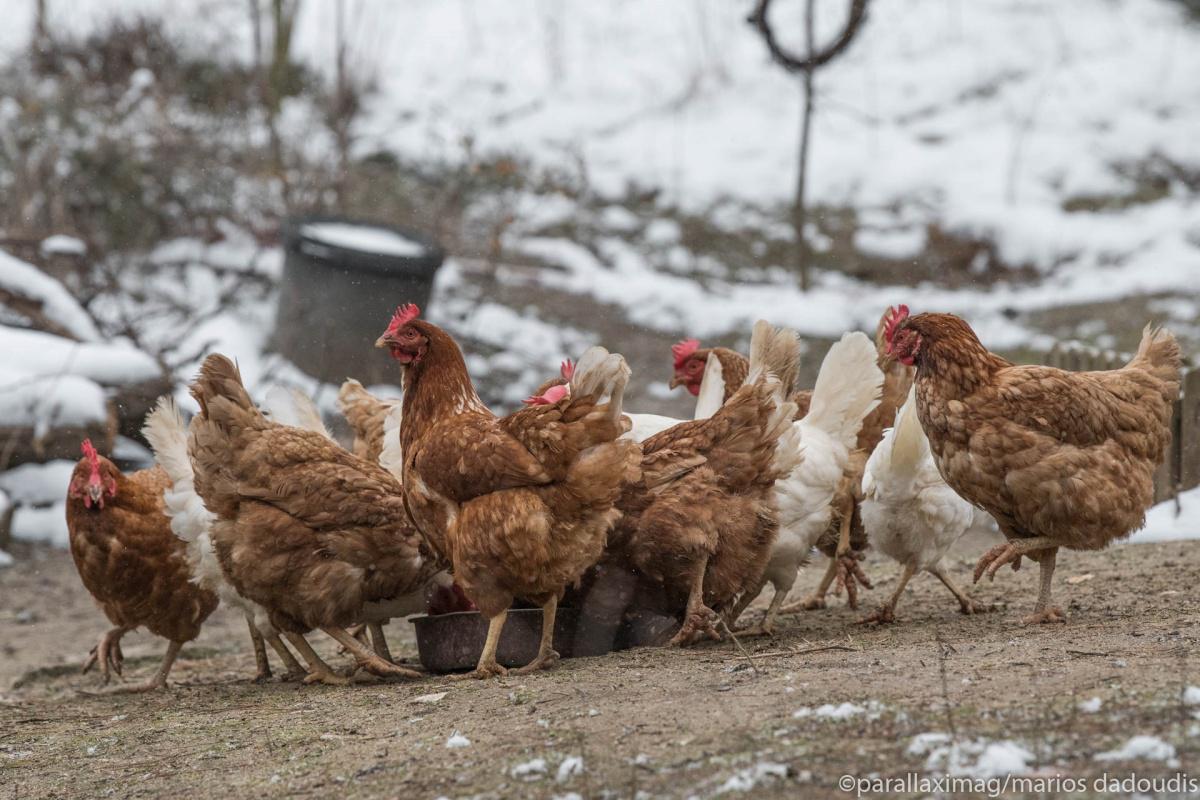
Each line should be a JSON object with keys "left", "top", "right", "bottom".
{"left": 858, "top": 387, "right": 990, "bottom": 623}
{"left": 733, "top": 330, "right": 884, "bottom": 634}
{"left": 142, "top": 397, "right": 307, "bottom": 680}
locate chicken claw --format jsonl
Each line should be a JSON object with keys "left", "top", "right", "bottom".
{"left": 514, "top": 650, "right": 560, "bottom": 675}
{"left": 834, "top": 554, "right": 872, "bottom": 609}
{"left": 973, "top": 543, "right": 1024, "bottom": 583}
{"left": 857, "top": 605, "right": 896, "bottom": 626}
{"left": 1021, "top": 606, "right": 1066, "bottom": 625}
{"left": 451, "top": 661, "right": 509, "bottom": 681}
{"left": 82, "top": 627, "right": 128, "bottom": 685}
{"left": 670, "top": 608, "right": 722, "bottom": 647}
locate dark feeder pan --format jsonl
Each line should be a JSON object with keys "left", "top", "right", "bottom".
{"left": 412, "top": 607, "right": 681, "bottom": 673}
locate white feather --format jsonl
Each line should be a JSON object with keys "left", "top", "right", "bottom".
{"left": 752, "top": 330, "right": 885, "bottom": 611}
{"left": 692, "top": 355, "right": 724, "bottom": 420}
{"left": 142, "top": 397, "right": 280, "bottom": 638}
{"left": 861, "top": 387, "right": 977, "bottom": 573}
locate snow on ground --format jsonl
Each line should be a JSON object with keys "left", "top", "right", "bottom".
{"left": 1, "top": 327, "right": 159, "bottom": 387}
{"left": 1094, "top": 735, "right": 1179, "bottom": 766}
{"left": 907, "top": 733, "right": 1034, "bottom": 778}
{"left": 5, "top": 2, "right": 1198, "bottom": 310}
{"left": 0, "top": 250, "right": 100, "bottom": 341}
{"left": 1127, "top": 487, "right": 1200, "bottom": 544}
{"left": 9, "top": 503, "right": 69, "bottom": 548}
{"left": 0, "top": 461, "right": 77, "bottom": 506}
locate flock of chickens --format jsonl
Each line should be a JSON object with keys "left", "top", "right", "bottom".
{"left": 63, "top": 303, "right": 1181, "bottom": 691}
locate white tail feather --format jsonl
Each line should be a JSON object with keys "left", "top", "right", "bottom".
{"left": 142, "top": 397, "right": 222, "bottom": 591}
{"left": 692, "top": 355, "right": 724, "bottom": 420}
{"left": 884, "top": 386, "right": 926, "bottom": 480}
{"left": 803, "top": 331, "right": 883, "bottom": 450}
{"left": 379, "top": 406, "right": 405, "bottom": 481}
{"left": 569, "top": 346, "right": 631, "bottom": 421}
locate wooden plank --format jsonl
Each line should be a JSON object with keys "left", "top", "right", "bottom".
{"left": 1179, "top": 369, "right": 1200, "bottom": 493}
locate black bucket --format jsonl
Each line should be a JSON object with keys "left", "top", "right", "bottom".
{"left": 274, "top": 216, "right": 444, "bottom": 385}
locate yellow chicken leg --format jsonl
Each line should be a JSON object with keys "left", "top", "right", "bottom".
{"left": 515, "top": 597, "right": 560, "bottom": 675}
{"left": 99, "top": 640, "right": 182, "bottom": 694}
{"left": 453, "top": 610, "right": 510, "bottom": 680}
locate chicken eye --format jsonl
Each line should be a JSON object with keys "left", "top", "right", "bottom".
{"left": 688, "top": 361, "right": 702, "bottom": 373}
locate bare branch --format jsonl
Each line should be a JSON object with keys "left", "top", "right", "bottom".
{"left": 747, "top": 0, "right": 871, "bottom": 74}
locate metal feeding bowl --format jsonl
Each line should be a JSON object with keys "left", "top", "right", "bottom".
{"left": 411, "top": 606, "right": 682, "bottom": 673}
{"left": 412, "top": 608, "right": 604, "bottom": 673}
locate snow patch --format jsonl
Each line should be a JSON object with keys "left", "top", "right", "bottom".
{"left": 556, "top": 755, "right": 584, "bottom": 783}
{"left": 301, "top": 222, "right": 427, "bottom": 258}
{"left": 10, "top": 501, "right": 69, "bottom": 548}
{"left": 0, "top": 460, "right": 76, "bottom": 505}
{"left": 1078, "top": 697, "right": 1103, "bottom": 714}
{"left": 909, "top": 734, "right": 1034, "bottom": 778}
{"left": 40, "top": 235, "right": 86, "bottom": 257}
{"left": 1095, "top": 735, "right": 1178, "bottom": 766}
{"left": 445, "top": 731, "right": 471, "bottom": 749}
{"left": 714, "top": 761, "right": 789, "bottom": 794}
{"left": 511, "top": 758, "right": 547, "bottom": 780}
{"left": 1128, "top": 487, "right": 1200, "bottom": 544}
{"left": 0, "top": 251, "right": 98, "bottom": 340}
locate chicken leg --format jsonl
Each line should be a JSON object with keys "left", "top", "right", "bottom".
{"left": 858, "top": 562, "right": 917, "bottom": 625}
{"left": 974, "top": 536, "right": 1064, "bottom": 624}
{"left": 322, "top": 626, "right": 423, "bottom": 679}
{"left": 515, "top": 596, "right": 560, "bottom": 674}
{"left": 452, "top": 610, "right": 510, "bottom": 680}
{"left": 736, "top": 572, "right": 794, "bottom": 637}
{"left": 82, "top": 626, "right": 129, "bottom": 685}
{"left": 265, "top": 633, "right": 308, "bottom": 681}
{"left": 246, "top": 615, "right": 271, "bottom": 682}
{"left": 284, "top": 632, "right": 349, "bottom": 686}
{"left": 929, "top": 562, "right": 991, "bottom": 615}
{"left": 367, "top": 621, "right": 394, "bottom": 663}
{"left": 670, "top": 555, "right": 721, "bottom": 647}
{"left": 100, "top": 640, "right": 183, "bottom": 694}
{"left": 783, "top": 557, "right": 838, "bottom": 612}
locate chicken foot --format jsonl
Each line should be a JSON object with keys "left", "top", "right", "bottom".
{"left": 1023, "top": 548, "right": 1065, "bottom": 624}
{"left": 99, "top": 640, "right": 183, "bottom": 694}
{"left": 859, "top": 562, "right": 917, "bottom": 625}
{"left": 452, "top": 610, "right": 510, "bottom": 680}
{"left": 929, "top": 563, "right": 991, "bottom": 615}
{"left": 82, "top": 626, "right": 129, "bottom": 685}
{"left": 670, "top": 555, "right": 722, "bottom": 647}
{"left": 973, "top": 537, "right": 1064, "bottom": 624}
{"left": 514, "top": 596, "right": 561, "bottom": 675}
{"left": 736, "top": 580, "right": 792, "bottom": 637}
{"left": 284, "top": 632, "right": 350, "bottom": 686}
{"left": 322, "top": 627, "right": 423, "bottom": 680}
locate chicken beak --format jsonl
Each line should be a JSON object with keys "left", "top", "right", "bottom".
{"left": 374, "top": 334, "right": 392, "bottom": 349}
{"left": 87, "top": 484, "right": 104, "bottom": 504}
{"left": 668, "top": 377, "right": 683, "bottom": 389}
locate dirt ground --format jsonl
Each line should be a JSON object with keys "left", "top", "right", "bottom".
{"left": 2, "top": 531, "right": 1198, "bottom": 799}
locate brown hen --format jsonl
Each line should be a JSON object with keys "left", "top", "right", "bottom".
{"left": 66, "top": 441, "right": 217, "bottom": 692}
{"left": 188, "top": 355, "right": 436, "bottom": 684}
{"left": 377, "top": 304, "right": 639, "bottom": 679}
{"left": 613, "top": 321, "right": 802, "bottom": 645}
{"left": 887, "top": 310, "right": 1180, "bottom": 623}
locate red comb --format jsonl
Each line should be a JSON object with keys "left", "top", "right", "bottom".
{"left": 81, "top": 439, "right": 98, "bottom": 462}
{"left": 524, "top": 384, "right": 571, "bottom": 406}
{"left": 883, "top": 305, "right": 910, "bottom": 347}
{"left": 672, "top": 338, "right": 700, "bottom": 369}
{"left": 385, "top": 303, "right": 421, "bottom": 334}
{"left": 560, "top": 360, "right": 574, "bottom": 380}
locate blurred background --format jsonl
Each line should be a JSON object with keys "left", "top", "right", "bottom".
{"left": 0, "top": 0, "right": 1197, "bottom": 554}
